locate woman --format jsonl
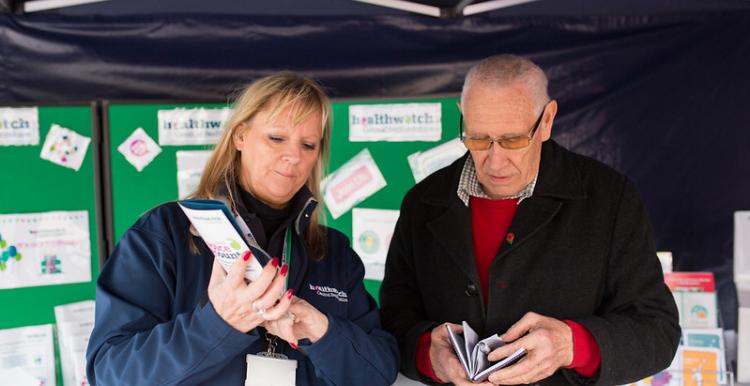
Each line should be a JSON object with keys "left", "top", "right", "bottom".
{"left": 86, "top": 73, "right": 400, "bottom": 385}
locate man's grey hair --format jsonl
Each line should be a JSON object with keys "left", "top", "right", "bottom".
{"left": 461, "top": 54, "right": 550, "bottom": 113}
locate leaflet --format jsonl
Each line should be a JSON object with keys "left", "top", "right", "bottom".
{"left": 321, "top": 149, "right": 386, "bottom": 219}
{"left": 351, "top": 208, "right": 399, "bottom": 280}
{"left": 39, "top": 124, "right": 91, "bottom": 171}
{"left": 117, "top": 127, "right": 162, "bottom": 172}
{"left": 446, "top": 321, "right": 526, "bottom": 382}
{"left": 0, "top": 210, "right": 91, "bottom": 290}
{"left": 55, "top": 300, "right": 95, "bottom": 386}
{"left": 0, "top": 324, "right": 55, "bottom": 386}
{"left": 176, "top": 150, "right": 213, "bottom": 199}
{"left": 178, "top": 200, "right": 266, "bottom": 281}
{"left": 407, "top": 138, "right": 466, "bottom": 183}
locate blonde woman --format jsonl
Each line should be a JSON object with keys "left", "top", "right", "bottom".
{"left": 86, "top": 73, "right": 399, "bottom": 386}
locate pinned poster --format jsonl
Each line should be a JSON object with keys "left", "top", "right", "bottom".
{"left": 117, "top": 127, "right": 162, "bottom": 172}
{"left": 321, "top": 149, "right": 387, "bottom": 219}
{"left": 55, "top": 300, "right": 95, "bottom": 386}
{"left": 407, "top": 138, "right": 467, "bottom": 183}
{"left": 176, "top": 150, "right": 213, "bottom": 199}
{"left": 39, "top": 124, "right": 91, "bottom": 171}
{"left": 349, "top": 103, "right": 442, "bottom": 142}
{"left": 0, "top": 324, "right": 56, "bottom": 386}
{"left": 0, "top": 107, "right": 39, "bottom": 146}
{"left": 352, "top": 208, "right": 400, "bottom": 280}
{"left": 158, "top": 107, "right": 232, "bottom": 145}
{"left": 0, "top": 210, "right": 91, "bottom": 289}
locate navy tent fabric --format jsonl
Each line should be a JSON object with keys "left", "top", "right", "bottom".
{"left": 1, "top": 11, "right": 748, "bottom": 328}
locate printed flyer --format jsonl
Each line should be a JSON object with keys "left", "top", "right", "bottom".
{"left": 352, "top": 208, "right": 399, "bottom": 280}
{"left": 0, "top": 210, "right": 91, "bottom": 289}
{"left": 321, "top": 149, "right": 386, "bottom": 219}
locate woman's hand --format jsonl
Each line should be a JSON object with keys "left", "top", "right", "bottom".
{"left": 207, "top": 251, "right": 293, "bottom": 332}
{"left": 262, "top": 296, "right": 329, "bottom": 348}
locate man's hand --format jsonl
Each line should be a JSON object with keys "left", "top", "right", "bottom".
{"left": 486, "top": 312, "right": 574, "bottom": 385}
{"left": 429, "top": 323, "right": 492, "bottom": 386}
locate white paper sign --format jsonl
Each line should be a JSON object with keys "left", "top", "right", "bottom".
{"left": 39, "top": 124, "right": 91, "bottom": 171}
{"left": 0, "top": 107, "right": 39, "bottom": 146}
{"left": 158, "top": 107, "right": 232, "bottom": 146}
{"left": 176, "top": 150, "right": 213, "bottom": 199}
{"left": 117, "top": 127, "right": 162, "bottom": 172}
{"left": 321, "top": 149, "right": 387, "bottom": 219}
{"left": 407, "top": 138, "right": 467, "bottom": 183}
{"left": 55, "top": 301, "right": 95, "bottom": 386}
{"left": 352, "top": 208, "right": 400, "bottom": 280}
{"left": 0, "top": 211, "right": 91, "bottom": 289}
{"left": 0, "top": 324, "right": 56, "bottom": 386}
{"left": 349, "top": 103, "right": 442, "bottom": 142}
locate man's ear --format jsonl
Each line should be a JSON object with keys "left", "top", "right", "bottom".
{"left": 540, "top": 100, "right": 558, "bottom": 142}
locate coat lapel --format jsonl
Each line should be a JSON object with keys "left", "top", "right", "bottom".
{"left": 495, "top": 196, "right": 561, "bottom": 260}
{"left": 427, "top": 199, "right": 479, "bottom": 286}
{"left": 495, "top": 140, "right": 585, "bottom": 260}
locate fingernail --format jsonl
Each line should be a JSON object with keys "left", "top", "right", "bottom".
{"left": 242, "top": 251, "right": 251, "bottom": 261}
{"left": 290, "top": 343, "right": 298, "bottom": 349}
{"left": 287, "top": 289, "right": 294, "bottom": 299}
{"left": 271, "top": 257, "right": 279, "bottom": 268}
{"left": 280, "top": 264, "right": 289, "bottom": 276}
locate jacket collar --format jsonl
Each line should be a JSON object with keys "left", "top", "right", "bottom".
{"left": 422, "top": 139, "right": 586, "bottom": 208}
{"left": 214, "top": 180, "right": 318, "bottom": 237}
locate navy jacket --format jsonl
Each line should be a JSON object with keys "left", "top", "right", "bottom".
{"left": 86, "top": 201, "right": 399, "bottom": 386}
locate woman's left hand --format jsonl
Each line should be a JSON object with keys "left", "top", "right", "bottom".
{"left": 262, "top": 296, "right": 329, "bottom": 349}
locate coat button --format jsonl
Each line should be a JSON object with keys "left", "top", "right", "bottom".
{"left": 465, "top": 283, "right": 478, "bottom": 297}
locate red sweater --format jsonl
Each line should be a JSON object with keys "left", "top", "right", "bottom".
{"left": 416, "top": 196, "right": 600, "bottom": 382}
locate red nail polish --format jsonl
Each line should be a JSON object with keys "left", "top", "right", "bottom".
{"left": 290, "top": 343, "right": 297, "bottom": 349}
{"left": 242, "top": 251, "right": 251, "bottom": 261}
{"left": 271, "top": 257, "right": 279, "bottom": 268}
{"left": 280, "top": 264, "right": 289, "bottom": 276}
{"left": 287, "top": 289, "right": 294, "bottom": 299}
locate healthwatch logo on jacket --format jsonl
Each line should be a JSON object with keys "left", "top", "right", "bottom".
{"left": 309, "top": 284, "right": 349, "bottom": 303}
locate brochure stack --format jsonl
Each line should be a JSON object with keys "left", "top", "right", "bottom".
{"left": 625, "top": 270, "right": 731, "bottom": 386}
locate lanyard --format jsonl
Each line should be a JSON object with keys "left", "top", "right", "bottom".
{"left": 281, "top": 228, "right": 292, "bottom": 290}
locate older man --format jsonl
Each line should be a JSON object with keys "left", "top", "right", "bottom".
{"left": 380, "top": 54, "right": 680, "bottom": 386}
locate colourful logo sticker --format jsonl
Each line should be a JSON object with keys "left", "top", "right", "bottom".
{"left": 41, "top": 255, "right": 62, "bottom": 274}
{"left": 690, "top": 304, "right": 708, "bottom": 320}
{"left": 129, "top": 139, "right": 149, "bottom": 157}
{"left": 49, "top": 134, "right": 80, "bottom": 164}
{"left": 0, "top": 233, "right": 23, "bottom": 271}
{"left": 358, "top": 230, "right": 380, "bottom": 254}
{"left": 228, "top": 238, "right": 242, "bottom": 251}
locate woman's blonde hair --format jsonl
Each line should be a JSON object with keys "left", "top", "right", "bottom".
{"left": 193, "top": 72, "right": 331, "bottom": 260}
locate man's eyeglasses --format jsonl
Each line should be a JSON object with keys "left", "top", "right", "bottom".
{"left": 459, "top": 103, "right": 548, "bottom": 151}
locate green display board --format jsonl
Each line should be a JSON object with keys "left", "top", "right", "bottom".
{"left": 325, "top": 98, "right": 461, "bottom": 298}
{"left": 105, "top": 97, "right": 461, "bottom": 300}
{"left": 104, "top": 102, "right": 226, "bottom": 250}
{"left": 0, "top": 104, "right": 103, "bottom": 385}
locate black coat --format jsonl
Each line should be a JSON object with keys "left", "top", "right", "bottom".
{"left": 380, "top": 140, "right": 680, "bottom": 386}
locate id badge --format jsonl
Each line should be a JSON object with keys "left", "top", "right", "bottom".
{"left": 245, "top": 353, "right": 297, "bottom": 386}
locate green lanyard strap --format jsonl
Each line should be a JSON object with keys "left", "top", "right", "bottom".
{"left": 282, "top": 228, "right": 292, "bottom": 290}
